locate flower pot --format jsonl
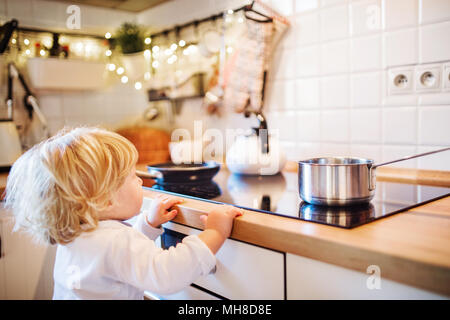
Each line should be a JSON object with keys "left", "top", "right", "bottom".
{"left": 121, "top": 51, "right": 147, "bottom": 81}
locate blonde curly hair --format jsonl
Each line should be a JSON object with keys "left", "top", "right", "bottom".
{"left": 4, "top": 126, "right": 138, "bottom": 245}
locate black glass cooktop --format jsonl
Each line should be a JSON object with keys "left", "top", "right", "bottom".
{"left": 149, "top": 168, "right": 450, "bottom": 229}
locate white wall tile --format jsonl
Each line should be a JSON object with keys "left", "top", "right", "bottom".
{"left": 382, "top": 107, "right": 417, "bottom": 145}
{"left": 420, "top": 0, "right": 450, "bottom": 24}
{"left": 321, "top": 39, "right": 349, "bottom": 75}
{"left": 385, "top": 28, "right": 418, "bottom": 67}
{"left": 417, "top": 145, "right": 450, "bottom": 171}
{"left": 350, "top": 108, "right": 381, "bottom": 143}
{"left": 295, "top": 78, "right": 320, "bottom": 108}
{"left": 419, "top": 21, "right": 450, "bottom": 63}
{"left": 269, "top": 80, "right": 296, "bottom": 110}
{"left": 350, "top": 34, "right": 382, "bottom": 71}
{"left": 295, "top": 12, "right": 320, "bottom": 45}
{"left": 382, "top": 145, "right": 418, "bottom": 168}
{"left": 419, "top": 93, "right": 450, "bottom": 106}
{"left": 350, "top": 0, "right": 382, "bottom": 36}
{"left": 271, "top": 48, "right": 296, "bottom": 80}
{"left": 320, "top": 4, "right": 349, "bottom": 41}
{"left": 351, "top": 72, "right": 381, "bottom": 107}
{"left": 296, "top": 45, "right": 321, "bottom": 77}
{"left": 295, "top": 0, "right": 319, "bottom": 13}
{"left": 268, "top": 0, "right": 294, "bottom": 16}
{"left": 418, "top": 106, "right": 450, "bottom": 145}
{"left": 321, "top": 75, "right": 349, "bottom": 108}
{"left": 297, "top": 111, "right": 320, "bottom": 141}
{"left": 321, "top": 110, "right": 350, "bottom": 142}
{"left": 385, "top": 0, "right": 418, "bottom": 30}
{"left": 350, "top": 144, "right": 382, "bottom": 162}
{"left": 319, "top": 142, "right": 351, "bottom": 157}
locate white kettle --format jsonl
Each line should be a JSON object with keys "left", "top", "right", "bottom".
{"left": 226, "top": 112, "right": 286, "bottom": 175}
{"left": 0, "top": 120, "right": 22, "bottom": 168}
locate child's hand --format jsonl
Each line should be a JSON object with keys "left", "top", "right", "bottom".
{"left": 200, "top": 205, "right": 243, "bottom": 241}
{"left": 145, "top": 194, "right": 184, "bottom": 228}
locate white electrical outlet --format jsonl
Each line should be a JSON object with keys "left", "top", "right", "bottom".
{"left": 415, "top": 64, "right": 441, "bottom": 93}
{"left": 443, "top": 62, "right": 450, "bottom": 91}
{"left": 388, "top": 67, "right": 414, "bottom": 95}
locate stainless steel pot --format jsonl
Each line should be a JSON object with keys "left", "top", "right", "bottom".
{"left": 298, "top": 147, "right": 450, "bottom": 206}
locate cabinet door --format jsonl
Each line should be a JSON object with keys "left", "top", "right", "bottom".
{"left": 0, "top": 208, "right": 56, "bottom": 299}
{"left": 286, "top": 253, "right": 447, "bottom": 299}
{"left": 146, "top": 285, "right": 221, "bottom": 300}
{"left": 163, "top": 222, "right": 285, "bottom": 300}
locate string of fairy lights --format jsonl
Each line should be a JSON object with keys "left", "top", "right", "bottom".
{"left": 4, "top": 9, "right": 244, "bottom": 91}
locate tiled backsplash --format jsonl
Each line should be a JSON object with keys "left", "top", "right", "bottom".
{"left": 2, "top": 0, "right": 449, "bottom": 171}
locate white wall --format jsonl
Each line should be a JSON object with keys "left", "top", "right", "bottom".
{"left": 138, "top": 0, "right": 450, "bottom": 171}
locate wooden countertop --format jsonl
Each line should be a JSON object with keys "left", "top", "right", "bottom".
{"left": 141, "top": 166, "right": 450, "bottom": 297}
{"left": 2, "top": 165, "right": 449, "bottom": 296}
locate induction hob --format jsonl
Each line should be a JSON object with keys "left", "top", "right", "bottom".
{"left": 149, "top": 168, "right": 450, "bottom": 228}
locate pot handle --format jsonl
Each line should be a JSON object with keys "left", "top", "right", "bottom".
{"left": 136, "top": 169, "right": 163, "bottom": 180}
{"left": 368, "top": 146, "right": 450, "bottom": 191}
{"left": 372, "top": 147, "right": 450, "bottom": 170}
{"left": 368, "top": 165, "right": 377, "bottom": 191}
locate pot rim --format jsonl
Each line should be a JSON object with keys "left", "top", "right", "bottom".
{"left": 298, "top": 157, "right": 374, "bottom": 166}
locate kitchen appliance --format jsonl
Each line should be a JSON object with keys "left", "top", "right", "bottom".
{"left": 0, "top": 119, "right": 22, "bottom": 169}
{"left": 145, "top": 166, "right": 450, "bottom": 229}
{"left": 0, "top": 19, "right": 22, "bottom": 169}
{"left": 226, "top": 111, "right": 286, "bottom": 175}
{"left": 298, "top": 147, "right": 450, "bottom": 206}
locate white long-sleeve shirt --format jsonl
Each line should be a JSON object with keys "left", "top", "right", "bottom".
{"left": 52, "top": 213, "right": 216, "bottom": 300}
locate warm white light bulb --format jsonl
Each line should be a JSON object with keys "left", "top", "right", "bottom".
{"left": 145, "top": 37, "right": 151, "bottom": 45}
{"left": 39, "top": 49, "right": 45, "bottom": 56}
{"left": 105, "top": 32, "right": 111, "bottom": 39}
{"left": 24, "top": 38, "right": 30, "bottom": 45}
{"left": 152, "top": 61, "right": 159, "bottom": 68}
{"left": 107, "top": 63, "right": 116, "bottom": 71}
{"left": 178, "top": 40, "right": 186, "bottom": 47}
{"left": 170, "top": 43, "right": 177, "bottom": 51}
{"left": 144, "top": 49, "right": 151, "bottom": 59}
{"left": 135, "top": 82, "right": 142, "bottom": 90}
{"left": 105, "top": 49, "right": 112, "bottom": 57}
{"left": 116, "top": 67, "right": 124, "bottom": 75}
{"left": 121, "top": 75, "right": 128, "bottom": 83}
{"left": 152, "top": 46, "right": 159, "bottom": 53}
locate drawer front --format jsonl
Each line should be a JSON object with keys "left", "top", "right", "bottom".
{"left": 163, "top": 222, "right": 285, "bottom": 300}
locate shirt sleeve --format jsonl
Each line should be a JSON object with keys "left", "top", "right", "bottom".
{"left": 132, "top": 212, "right": 164, "bottom": 240}
{"left": 106, "top": 226, "right": 216, "bottom": 295}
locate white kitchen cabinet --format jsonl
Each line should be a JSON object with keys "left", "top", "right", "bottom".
{"left": 0, "top": 206, "right": 56, "bottom": 299}
{"left": 157, "top": 221, "right": 285, "bottom": 300}
{"left": 286, "top": 253, "right": 447, "bottom": 300}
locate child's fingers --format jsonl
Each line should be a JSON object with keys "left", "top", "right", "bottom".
{"left": 163, "top": 197, "right": 184, "bottom": 209}
{"left": 199, "top": 215, "right": 207, "bottom": 225}
{"left": 226, "top": 206, "right": 244, "bottom": 217}
{"left": 167, "top": 209, "right": 178, "bottom": 219}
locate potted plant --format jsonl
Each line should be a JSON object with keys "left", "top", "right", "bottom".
{"left": 115, "top": 22, "right": 147, "bottom": 81}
